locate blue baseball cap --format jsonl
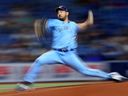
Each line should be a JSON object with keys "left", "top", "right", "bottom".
{"left": 55, "top": 5, "right": 68, "bottom": 12}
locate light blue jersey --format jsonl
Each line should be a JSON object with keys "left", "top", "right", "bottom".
{"left": 24, "top": 18, "right": 110, "bottom": 83}
{"left": 46, "top": 19, "right": 79, "bottom": 49}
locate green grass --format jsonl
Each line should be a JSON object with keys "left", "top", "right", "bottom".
{"left": 0, "top": 82, "right": 85, "bottom": 93}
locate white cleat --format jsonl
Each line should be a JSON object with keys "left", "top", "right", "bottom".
{"left": 109, "top": 72, "right": 128, "bottom": 82}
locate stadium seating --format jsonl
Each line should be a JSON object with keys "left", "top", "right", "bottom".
{"left": 0, "top": 0, "right": 127, "bottom": 62}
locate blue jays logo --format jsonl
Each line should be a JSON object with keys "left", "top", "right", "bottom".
{"left": 58, "top": 26, "right": 69, "bottom": 32}
{"left": 52, "top": 26, "right": 70, "bottom": 32}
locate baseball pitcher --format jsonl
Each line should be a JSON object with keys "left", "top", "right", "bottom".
{"left": 16, "top": 5, "right": 128, "bottom": 91}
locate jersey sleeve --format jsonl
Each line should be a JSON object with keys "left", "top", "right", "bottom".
{"left": 45, "top": 19, "right": 56, "bottom": 33}
{"left": 73, "top": 22, "right": 80, "bottom": 32}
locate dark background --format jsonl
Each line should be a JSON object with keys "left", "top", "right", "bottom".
{"left": 0, "top": 0, "right": 128, "bottom": 63}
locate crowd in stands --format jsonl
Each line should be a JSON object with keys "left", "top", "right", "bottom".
{"left": 0, "top": 0, "right": 128, "bottom": 62}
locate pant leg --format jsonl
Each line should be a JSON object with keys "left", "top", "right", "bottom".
{"left": 24, "top": 50, "right": 63, "bottom": 83}
{"left": 62, "top": 51, "right": 110, "bottom": 79}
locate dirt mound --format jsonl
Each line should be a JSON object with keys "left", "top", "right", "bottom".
{"left": 1, "top": 81, "right": 128, "bottom": 96}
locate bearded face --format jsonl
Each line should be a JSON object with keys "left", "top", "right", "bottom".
{"left": 57, "top": 10, "right": 69, "bottom": 21}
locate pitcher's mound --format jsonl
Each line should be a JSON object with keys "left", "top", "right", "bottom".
{"left": 1, "top": 81, "right": 128, "bottom": 96}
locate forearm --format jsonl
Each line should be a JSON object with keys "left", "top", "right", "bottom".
{"left": 78, "top": 10, "right": 94, "bottom": 30}
{"left": 34, "top": 19, "right": 43, "bottom": 37}
{"left": 34, "top": 19, "right": 47, "bottom": 39}
{"left": 87, "top": 10, "right": 94, "bottom": 25}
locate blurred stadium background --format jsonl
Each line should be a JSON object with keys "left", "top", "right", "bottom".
{"left": 0, "top": 0, "right": 128, "bottom": 83}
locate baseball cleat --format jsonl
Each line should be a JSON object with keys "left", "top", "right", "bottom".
{"left": 109, "top": 72, "right": 128, "bottom": 82}
{"left": 15, "top": 83, "right": 31, "bottom": 91}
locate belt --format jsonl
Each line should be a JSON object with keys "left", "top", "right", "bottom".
{"left": 53, "top": 48, "right": 75, "bottom": 52}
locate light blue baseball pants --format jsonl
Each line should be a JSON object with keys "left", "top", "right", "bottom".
{"left": 24, "top": 50, "right": 110, "bottom": 83}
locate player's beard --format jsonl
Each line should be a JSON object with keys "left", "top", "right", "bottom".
{"left": 58, "top": 15, "right": 67, "bottom": 21}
